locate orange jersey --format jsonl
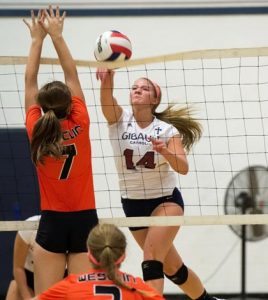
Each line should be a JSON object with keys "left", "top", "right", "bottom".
{"left": 38, "top": 269, "right": 165, "bottom": 300}
{"left": 26, "top": 96, "right": 95, "bottom": 212}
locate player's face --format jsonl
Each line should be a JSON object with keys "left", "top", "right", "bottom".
{"left": 130, "top": 79, "right": 157, "bottom": 109}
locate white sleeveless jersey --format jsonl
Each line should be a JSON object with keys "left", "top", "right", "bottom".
{"left": 18, "top": 215, "right": 40, "bottom": 272}
{"left": 108, "top": 109, "right": 180, "bottom": 199}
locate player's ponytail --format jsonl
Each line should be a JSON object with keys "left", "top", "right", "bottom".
{"left": 30, "top": 81, "right": 72, "bottom": 165}
{"left": 31, "top": 110, "right": 63, "bottom": 165}
{"left": 154, "top": 105, "right": 202, "bottom": 152}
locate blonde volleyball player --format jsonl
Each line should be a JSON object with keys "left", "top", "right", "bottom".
{"left": 29, "top": 224, "right": 164, "bottom": 300}
{"left": 96, "top": 69, "right": 225, "bottom": 300}
{"left": 23, "top": 6, "right": 98, "bottom": 294}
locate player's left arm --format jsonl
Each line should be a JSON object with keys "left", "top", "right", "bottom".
{"left": 23, "top": 10, "right": 47, "bottom": 112}
{"left": 151, "top": 135, "right": 188, "bottom": 174}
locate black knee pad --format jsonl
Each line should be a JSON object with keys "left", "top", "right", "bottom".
{"left": 165, "top": 263, "right": 188, "bottom": 285}
{"left": 142, "top": 260, "right": 164, "bottom": 281}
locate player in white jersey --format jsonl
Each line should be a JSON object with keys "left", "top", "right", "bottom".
{"left": 110, "top": 108, "right": 179, "bottom": 199}
{"left": 6, "top": 215, "right": 40, "bottom": 300}
{"left": 96, "top": 69, "right": 224, "bottom": 300}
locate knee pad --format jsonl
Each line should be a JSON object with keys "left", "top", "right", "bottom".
{"left": 141, "top": 260, "right": 164, "bottom": 281}
{"left": 165, "top": 263, "right": 188, "bottom": 285}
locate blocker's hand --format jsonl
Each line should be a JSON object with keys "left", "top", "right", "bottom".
{"left": 23, "top": 9, "right": 47, "bottom": 42}
{"left": 40, "top": 5, "right": 66, "bottom": 39}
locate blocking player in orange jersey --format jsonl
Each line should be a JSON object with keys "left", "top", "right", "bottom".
{"left": 23, "top": 6, "right": 98, "bottom": 295}
{"left": 30, "top": 223, "right": 165, "bottom": 300}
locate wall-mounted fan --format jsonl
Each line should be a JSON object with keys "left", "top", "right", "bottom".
{"left": 224, "top": 165, "right": 268, "bottom": 300}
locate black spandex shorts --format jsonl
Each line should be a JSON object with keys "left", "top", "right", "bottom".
{"left": 36, "top": 209, "right": 98, "bottom": 253}
{"left": 121, "top": 187, "right": 184, "bottom": 231}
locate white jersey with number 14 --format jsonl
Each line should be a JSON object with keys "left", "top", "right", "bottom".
{"left": 108, "top": 109, "right": 180, "bottom": 199}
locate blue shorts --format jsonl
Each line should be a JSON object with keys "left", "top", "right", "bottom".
{"left": 121, "top": 188, "right": 184, "bottom": 231}
{"left": 36, "top": 209, "right": 98, "bottom": 253}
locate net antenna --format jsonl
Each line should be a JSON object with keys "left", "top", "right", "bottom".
{"left": 1, "top": 46, "right": 268, "bottom": 231}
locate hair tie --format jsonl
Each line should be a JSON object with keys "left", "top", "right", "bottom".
{"left": 88, "top": 251, "right": 125, "bottom": 266}
{"left": 88, "top": 251, "right": 101, "bottom": 266}
{"left": 114, "top": 253, "right": 126, "bottom": 265}
{"left": 44, "top": 109, "right": 55, "bottom": 116}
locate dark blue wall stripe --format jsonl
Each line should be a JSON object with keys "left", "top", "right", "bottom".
{"left": 1, "top": 6, "right": 268, "bottom": 17}
{"left": 0, "top": 128, "right": 39, "bottom": 295}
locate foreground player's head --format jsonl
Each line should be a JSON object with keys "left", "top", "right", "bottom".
{"left": 87, "top": 223, "right": 128, "bottom": 289}
{"left": 87, "top": 223, "right": 126, "bottom": 269}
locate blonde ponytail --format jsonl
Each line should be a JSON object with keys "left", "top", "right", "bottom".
{"left": 154, "top": 105, "right": 202, "bottom": 152}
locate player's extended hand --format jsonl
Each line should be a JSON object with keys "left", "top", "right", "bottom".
{"left": 40, "top": 5, "right": 66, "bottom": 39}
{"left": 150, "top": 137, "right": 167, "bottom": 154}
{"left": 23, "top": 9, "right": 47, "bottom": 42}
{"left": 96, "top": 68, "right": 115, "bottom": 82}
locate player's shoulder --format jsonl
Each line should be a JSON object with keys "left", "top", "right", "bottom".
{"left": 26, "top": 104, "right": 41, "bottom": 120}
{"left": 155, "top": 117, "right": 179, "bottom": 135}
{"left": 120, "top": 107, "right": 132, "bottom": 121}
{"left": 72, "top": 95, "right": 85, "bottom": 104}
{"left": 65, "top": 273, "right": 78, "bottom": 282}
{"left": 119, "top": 271, "right": 143, "bottom": 286}
{"left": 71, "top": 96, "right": 88, "bottom": 111}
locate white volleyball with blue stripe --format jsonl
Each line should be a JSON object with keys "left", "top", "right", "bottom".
{"left": 94, "top": 30, "right": 132, "bottom": 61}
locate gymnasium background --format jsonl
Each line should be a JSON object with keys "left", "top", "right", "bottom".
{"left": 0, "top": 1, "right": 268, "bottom": 298}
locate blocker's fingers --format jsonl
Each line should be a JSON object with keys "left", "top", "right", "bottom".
{"left": 31, "top": 9, "right": 36, "bottom": 24}
{"left": 49, "top": 5, "right": 55, "bottom": 17}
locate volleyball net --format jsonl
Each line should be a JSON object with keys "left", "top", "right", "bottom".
{"left": 1, "top": 47, "right": 268, "bottom": 231}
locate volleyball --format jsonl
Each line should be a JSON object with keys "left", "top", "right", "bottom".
{"left": 94, "top": 30, "right": 132, "bottom": 62}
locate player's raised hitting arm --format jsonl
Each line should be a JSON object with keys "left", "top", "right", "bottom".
{"left": 23, "top": 10, "right": 47, "bottom": 113}
{"left": 96, "top": 68, "right": 122, "bottom": 124}
{"left": 40, "top": 6, "right": 84, "bottom": 101}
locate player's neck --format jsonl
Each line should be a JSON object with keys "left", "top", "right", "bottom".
{"left": 133, "top": 109, "right": 154, "bottom": 128}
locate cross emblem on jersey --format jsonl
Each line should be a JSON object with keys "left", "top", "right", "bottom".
{"left": 155, "top": 127, "right": 162, "bottom": 135}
